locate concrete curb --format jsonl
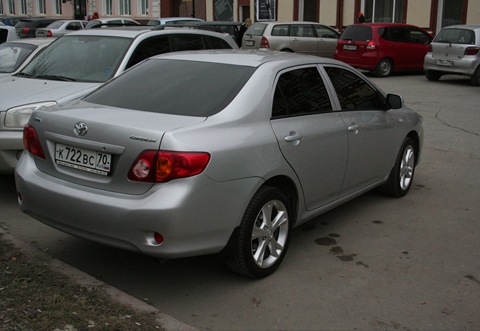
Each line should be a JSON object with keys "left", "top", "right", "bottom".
{"left": 0, "top": 229, "right": 198, "bottom": 331}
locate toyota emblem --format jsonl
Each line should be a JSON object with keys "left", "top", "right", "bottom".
{"left": 73, "top": 122, "right": 88, "bottom": 136}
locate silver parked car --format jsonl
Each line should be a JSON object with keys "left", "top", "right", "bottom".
{"left": 35, "top": 20, "right": 88, "bottom": 38}
{"left": 242, "top": 21, "right": 340, "bottom": 58}
{"left": 424, "top": 24, "right": 480, "bottom": 86}
{"left": 15, "top": 50, "right": 423, "bottom": 278}
{"left": 0, "top": 38, "right": 54, "bottom": 78}
{"left": 0, "top": 28, "right": 238, "bottom": 173}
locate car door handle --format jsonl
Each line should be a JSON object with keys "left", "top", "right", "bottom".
{"left": 285, "top": 132, "right": 303, "bottom": 143}
{"left": 348, "top": 124, "right": 360, "bottom": 134}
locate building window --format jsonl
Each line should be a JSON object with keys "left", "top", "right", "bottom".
{"left": 104, "top": 0, "right": 112, "bottom": 15}
{"left": 441, "top": 0, "right": 466, "bottom": 27}
{"left": 138, "top": 0, "right": 148, "bottom": 15}
{"left": 119, "top": 0, "right": 131, "bottom": 15}
{"left": 8, "top": 0, "right": 14, "bottom": 14}
{"left": 364, "top": 0, "right": 405, "bottom": 23}
{"left": 20, "top": 0, "right": 27, "bottom": 14}
{"left": 55, "top": 0, "right": 62, "bottom": 15}
{"left": 37, "top": 0, "right": 46, "bottom": 14}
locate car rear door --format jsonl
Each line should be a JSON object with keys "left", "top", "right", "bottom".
{"left": 270, "top": 65, "right": 348, "bottom": 211}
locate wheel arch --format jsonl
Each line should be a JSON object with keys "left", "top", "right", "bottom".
{"left": 406, "top": 130, "right": 421, "bottom": 166}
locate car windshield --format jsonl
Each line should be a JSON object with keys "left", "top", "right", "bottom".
{"left": 17, "top": 35, "right": 132, "bottom": 83}
{"left": 0, "top": 43, "right": 36, "bottom": 73}
{"left": 83, "top": 58, "right": 256, "bottom": 117}
{"left": 340, "top": 25, "right": 372, "bottom": 41}
{"left": 434, "top": 28, "right": 476, "bottom": 45}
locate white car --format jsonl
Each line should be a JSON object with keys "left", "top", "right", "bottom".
{"left": 0, "top": 28, "right": 239, "bottom": 173}
{"left": 0, "top": 25, "right": 19, "bottom": 43}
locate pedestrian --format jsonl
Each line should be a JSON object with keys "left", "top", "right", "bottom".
{"left": 357, "top": 12, "right": 365, "bottom": 23}
{"left": 237, "top": 18, "right": 252, "bottom": 47}
{"left": 91, "top": 11, "right": 99, "bottom": 20}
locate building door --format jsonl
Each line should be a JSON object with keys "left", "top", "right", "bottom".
{"left": 73, "top": 0, "right": 87, "bottom": 20}
{"left": 299, "top": 0, "right": 318, "bottom": 22}
{"left": 439, "top": 0, "right": 468, "bottom": 28}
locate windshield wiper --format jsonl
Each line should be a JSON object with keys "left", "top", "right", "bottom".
{"left": 14, "top": 72, "right": 33, "bottom": 77}
{"left": 34, "top": 75, "right": 77, "bottom": 82}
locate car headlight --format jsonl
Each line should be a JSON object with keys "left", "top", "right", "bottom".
{"left": 4, "top": 102, "right": 57, "bottom": 128}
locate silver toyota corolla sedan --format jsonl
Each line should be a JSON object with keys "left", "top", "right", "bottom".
{"left": 15, "top": 50, "right": 423, "bottom": 278}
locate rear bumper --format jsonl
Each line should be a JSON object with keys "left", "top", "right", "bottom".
{"left": 335, "top": 50, "right": 378, "bottom": 71}
{"left": 424, "top": 53, "right": 479, "bottom": 76}
{"left": 15, "top": 152, "right": 261, "bottom": 259}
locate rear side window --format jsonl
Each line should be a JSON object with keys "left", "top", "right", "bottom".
{"left": 205, "top": 36, "right": 234, "bottom": 49}
{"left": 84, "top": 59, "right": 256, "bottom": 117}
{"left": 340, "top": 25, "right": 372, "bottom": 41}
{"left": 271, "top": 25, "right": 289, "bottom": 36}
{"left": 435, "top": 28, "right": 475, "bottom": 45}
{"left": 272, "top": 67, "right": 332, "bottom": 118}
{"left": 245, "top": 23, "right": 267, "bottom": 36}
{"left": 127, "top": 36, "right": 171, "bottom": 68}
{"left": 325, "top": 67, "right": 387, "bottom": 111}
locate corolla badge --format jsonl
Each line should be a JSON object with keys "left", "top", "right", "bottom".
{"left": 73, "top": 122, "right": 88, "bottom": 136}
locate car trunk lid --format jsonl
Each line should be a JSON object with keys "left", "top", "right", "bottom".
{"left": 30, "top": 100, "right": 206, "bottom": 195}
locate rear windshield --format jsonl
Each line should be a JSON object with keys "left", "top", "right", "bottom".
{"left": 0, "top": 43, "right": 36, "bottom": 73}
{"left": 83, "top": 58, "right": 256, "bottom": 117}
{"left": 340, "top": 25, "right": 372, "bottom": 41}
{"left": 434, "top": 28, "right": 476, "bottom": 45}
{"left": 245, "top": 23, "right": 267, "bottom": 36}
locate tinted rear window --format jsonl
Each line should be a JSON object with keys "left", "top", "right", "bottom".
{"left": 245, "top": 23, "right": 267, "bottom": 36}
{"left": 340, "top": 25, "right": 372, "bottom": 41}
{"left": 83, "top": 59, "right": 256, "bottom": 117}
{"left": 434, "top": 28, "right": 476, "bottom": 45}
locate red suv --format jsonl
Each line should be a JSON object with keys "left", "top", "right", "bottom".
{"left": 335, "top": 23, "right": 432, "bottom": 77}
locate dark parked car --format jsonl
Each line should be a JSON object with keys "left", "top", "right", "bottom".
{"left": 15, "top": 18, "right": 58, "bottom": 38}
{"left": 0, "top": 15, "right": 29, "bottom": 26}
{"left": 335, "top": 23, "right": 432, "bottom": 77}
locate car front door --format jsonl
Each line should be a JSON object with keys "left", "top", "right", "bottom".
{"left": 314, "top": 24, "right": 339, "bottom": 58}
{"left": 289, "top": 24, "right": 320, "bottom": 56}
{"left": 324, "top": 66, "right": 398, "bottom": 197}
{"left": 270, "top": 66, "right": 348, "bottom": 211}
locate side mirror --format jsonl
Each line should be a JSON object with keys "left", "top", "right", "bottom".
{"left": 386, "top": 93, "right": 404, "bottom": 109}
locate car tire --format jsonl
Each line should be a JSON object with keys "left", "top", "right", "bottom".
{"left": 470, "top": 66, "right": 480, "bottom": 86}
{"left": 374, "top": 58, "right": 393, "bottom": 77}
{"left": 381, "top": 137, "right": 416, "bottom": 197}
{"left": 225, "top": 186, "right": 291, "bottom": 278}
{"left": 425, "top": 70, "right": 442, "bottom": 81}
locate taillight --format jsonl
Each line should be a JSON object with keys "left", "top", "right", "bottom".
{"left": 260, "top": 36, "right": 270, "bottom": 48}
{"left": 465, "top": 47, "right": 480, "bottom": 56}
{"left": 21, "top": 27, "right": 29, "bottom": 35}
{"left": 23, "top": 124, "right": 45, "bottom": 159}
{"left": 47, "top": 30, "right": 52, "bottom": 37}
{"left": 128, "top": 150, "right": 210, "bottom": 183}
{"left": 366, "top": 40, "right": 376, "bottom": 50}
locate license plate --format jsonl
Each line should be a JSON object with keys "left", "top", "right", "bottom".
{"left": 55, "top": 143, "right": 112, "bottom": 176}
{"left": 343, "top": 45, "right": 357, "bottom": 51}
{"left": 245, "top": 40, "right": 255, "bottom": 47}
{"left": 435, "top": 59, "right": 453, "bottom": 67}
